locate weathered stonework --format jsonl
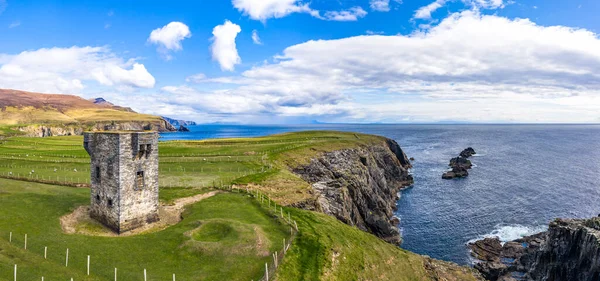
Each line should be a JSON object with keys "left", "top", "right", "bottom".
{"left": 83, "top": 131, "right": 159, "bottom": 233}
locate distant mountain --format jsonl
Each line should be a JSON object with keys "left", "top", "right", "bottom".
{"left": 162, "top": 116, "right": 197, "bottom": 127}
{"left": 89, "top": 97, "right": 135, "bottom": 113}
{"left": 0, "top": 89, "right": 176, "bottom": 136}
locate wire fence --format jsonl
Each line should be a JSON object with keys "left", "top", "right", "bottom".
{"left": 0, "top": 185, "right": 299, "bottom": 281}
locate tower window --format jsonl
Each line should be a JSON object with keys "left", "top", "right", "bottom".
{"left": 135, "top": 171, "right": 145, "bottom": 190}
{"left": 96, "top": 166, "right": 101, "bottom": 183}
{"left": 108, "top": 199, "right": 113, "bottom": 207}
{"left": 96, "top": 194, "right": 101, "bottom": 203}
{"left": 145, "top": 144, "right": 152, "bottom": 158}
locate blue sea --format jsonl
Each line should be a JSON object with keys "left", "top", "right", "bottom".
{"left": 160, "top": 124, "right": 600, "bottom": 265}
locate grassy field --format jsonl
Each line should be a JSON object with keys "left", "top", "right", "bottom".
{"left": 0, "top": 179, "right": 290, "bottom": 281}
{"left": 0, "top": 131, "right": 481, "bottom": 281}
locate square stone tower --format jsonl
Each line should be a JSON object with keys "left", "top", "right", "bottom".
{"left": 83, "top": 131, "right": 159, "bottom": 233}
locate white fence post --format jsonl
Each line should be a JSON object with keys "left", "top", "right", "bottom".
{"left": 87, "top": 255, "right": 90, "bottom": 275}
{"left": 13, "top": 264, "right": 16, "bottom": 281}
{"left": 65, "top": 248, "right": 69, "bottom": 267}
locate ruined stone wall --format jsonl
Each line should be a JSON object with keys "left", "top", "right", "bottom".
{"left": 118, "top": 132, "right": 160, "bottom": 232}
{"left": 84, "top": 133, "right": 121, "bottom": 231}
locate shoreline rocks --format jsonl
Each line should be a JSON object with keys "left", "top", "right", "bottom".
{"left": 442, "top": 147, "right": 476, "bottom": 179}
{"left": 468, "top": 217, "right": 600, "bottom": 281}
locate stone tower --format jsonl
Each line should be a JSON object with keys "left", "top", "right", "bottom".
{"left": 83, "top": 131, "right": 159, "bottom": 233}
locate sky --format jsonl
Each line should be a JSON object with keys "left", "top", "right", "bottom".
{"left": 1, "top": 0, "right": 600, "bottom": 124}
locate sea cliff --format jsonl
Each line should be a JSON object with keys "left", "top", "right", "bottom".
{"left": 16, "top": 119, "right": 177, "bottom": 137}
{"left": 291, "top": 138, "right": 413, "bottom": 244}
{"left": 470, "top": 217, "right": 600, "bottom": 280}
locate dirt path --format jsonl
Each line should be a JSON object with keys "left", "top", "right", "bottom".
{"left": 60, "top": 190, "right": 220, "bottom": 237}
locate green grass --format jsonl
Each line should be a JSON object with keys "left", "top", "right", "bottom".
{"left": 0, "top": 179, "right": 289, "bottom": 281}
{"left": 0, "top": 131, "right": 481, "bottom": 281}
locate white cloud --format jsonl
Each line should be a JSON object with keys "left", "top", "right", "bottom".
{"left": 186, "top": 73, "right": 206, "bottom": 83}
{"left": 210, "top": 20, "right": 242, "bottom": 72}
{"left": 177, "top": 11, "right": 600, "bottom": 123}
{"left": 0, "top": 46, "right": 155, "bottom": 94}
{"left": 252, "top": 29, "right": 262, "bottom": 45}
{"left": 0, "top": 0, "right": 6, "bottom": 15}
{"left": 148, "top": 22, "right": 191, "bottom": 60}
{"left": 370, "top": 0, "right": 390, "bottom": 12}
{"left": 232, "top": 0, "right": 317, "bottom": 22}
{"left": 414, "top": 0, "right": 506, "bottom": 20}
{"left": 414, "top": 0, "right": 447, "bottom": 19}
{"left": 324, "top": 7, "right": 367, "bottom": 21}
{"left": 232, "top": 0, "right": 369, "bottom": 22}
{"left": 8, "top": 21, "right": 20, "bottom": 28}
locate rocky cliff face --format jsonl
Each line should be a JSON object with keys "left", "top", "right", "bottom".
{"left": 17, "top": 119, "right": 176, "bottom": 137}
{"left": 469, "top": 217, "right": 600, "bottom": 281}
{"left": 292, "top": 139, "right": 413, "bottom": 244}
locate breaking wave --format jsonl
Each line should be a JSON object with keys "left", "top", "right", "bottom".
{"left": 468, "top": 224, "right": 547, "bottom": 244}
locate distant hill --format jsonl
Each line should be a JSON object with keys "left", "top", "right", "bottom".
{"left": 89, "top": 97, "right": 135, "bottom": 113}
{"left": 0, "top": 89, "right": 176, "bottom": 136}
{"left": 161, "top": 116, "right": 197, "bottom": 127}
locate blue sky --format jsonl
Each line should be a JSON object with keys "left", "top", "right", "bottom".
{"left": 1, "top": 0, "right": 599, "bottom": 123}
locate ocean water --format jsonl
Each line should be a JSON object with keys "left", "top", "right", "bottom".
{"left": 161, "top": 124, "right": 600, "bottom": 265}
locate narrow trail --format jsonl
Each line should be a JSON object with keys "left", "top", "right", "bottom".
{"left": 60, "top": 190, "right": 220, "bottom": 237}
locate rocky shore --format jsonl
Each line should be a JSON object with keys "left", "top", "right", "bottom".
{"left": 468, "top": 217, "right": 600, "bottom": 281}
{"left": 292, "top": 139, "right": 413, "bottom": 244}
{"left": 443, "top": 147, "right": 476, "bottom": 179}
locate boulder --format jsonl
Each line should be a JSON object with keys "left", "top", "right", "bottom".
{"left": 178, "top": 125, "right": 190, "bottom": 132}
{"left": 460, "top": 147, "right": 476, "bottom": 158}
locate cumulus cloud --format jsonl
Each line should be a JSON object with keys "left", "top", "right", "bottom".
{"left": 232, "top": 0, "right": 318, "bottom": 22}
{"left": 232, "top": 0, "right": 369, "bottom": 22}
{"left": 370, "top": 0, "right": 390, "bottom": 12}
{"left": 179, "top": 11, "right": 600, "bottom": 123}
{"left": 210, "top": 20, "right": 242, "bottom": 72}
{"left": 148, "top": 22, "right": 191, "bottom": 60}
{"left": 414, "top": 0, "right": 506, "bottom": 20}
{"left": 252, "top": 30, "right": 262, "bottom": 45}
{"left": 324, "top": 7, "right": 367, "bottom": 21}
{"left": 0, "top": 46, "right": 155, "bottom": 94}
{"left": 8, "top": 21, "right": 20, "bottom": 28}
{"left": 414, "top": 0, "right": 447, "bottom": 19}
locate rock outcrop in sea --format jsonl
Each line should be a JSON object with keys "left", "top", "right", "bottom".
{"left": 292, "top": 139, "right": 413, "bottom": 244}
{"left": 443, "top": 147, "right": 476, "bottom": 179}
{"left": 469, "top": 217, "right": 600, "bottom": 281}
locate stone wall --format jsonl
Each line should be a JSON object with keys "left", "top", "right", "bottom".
{"left": 84, "top": 131, "right": 160, "bottom": 233}
{"left": 118, "top": 132, "right": 160, "bottom": 232}
{"left": 84, "top": 133, "right": 122, "bottom": 231}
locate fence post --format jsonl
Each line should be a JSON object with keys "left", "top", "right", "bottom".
{"left": 24, "top": 234, "right": 27, "bottom": 250}
{"left": 13, "top": 264, "right": 16, "bottom": 281}
{"left": 44, "top": 246, "right": 47, "bottom": 259}
{"left": 65, "top": 248, "right": 69, "bottom": 267}
{"left": 265, "top": 263, "right": 269, "bottom": 280}
{"left": 9, "top": 231, "right": 12, "bottom": 242}
{"left": 87, "top": 255, "right": 90, "bottom": 275}
{"left": 115, "top": 268, "right": 117, "bottom": 281}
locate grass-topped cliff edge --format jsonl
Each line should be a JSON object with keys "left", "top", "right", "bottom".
{"left": 0, "top": 131, "right": 482, "bottom": 280}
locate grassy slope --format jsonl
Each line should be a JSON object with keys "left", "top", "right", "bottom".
{"left": 0, "top": 89, "right": 165, "bottom": 132}
{"left": 0, "top": 132, "right": 481, "bottom": 281}
{"left": 0, "top": 179, "right": 289, "bottom": 281}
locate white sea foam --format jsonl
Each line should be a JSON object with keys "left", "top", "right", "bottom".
{"left": 468, "top": 224, "right": 547, "bottom": 245}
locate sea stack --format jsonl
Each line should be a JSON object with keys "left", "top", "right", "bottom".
{"left": 442, "top": 147, "right": 476, "bottom": 179}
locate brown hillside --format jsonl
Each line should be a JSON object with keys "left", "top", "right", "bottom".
{"left": 0, "top": 89, "right": 120, "bottom": 112}
{"left": 0, "top": 89, "right": 175, "bottom": 134}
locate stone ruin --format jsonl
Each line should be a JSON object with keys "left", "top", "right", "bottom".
{"left": 83, "top": 131, "right": 159, "bottom": 233}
